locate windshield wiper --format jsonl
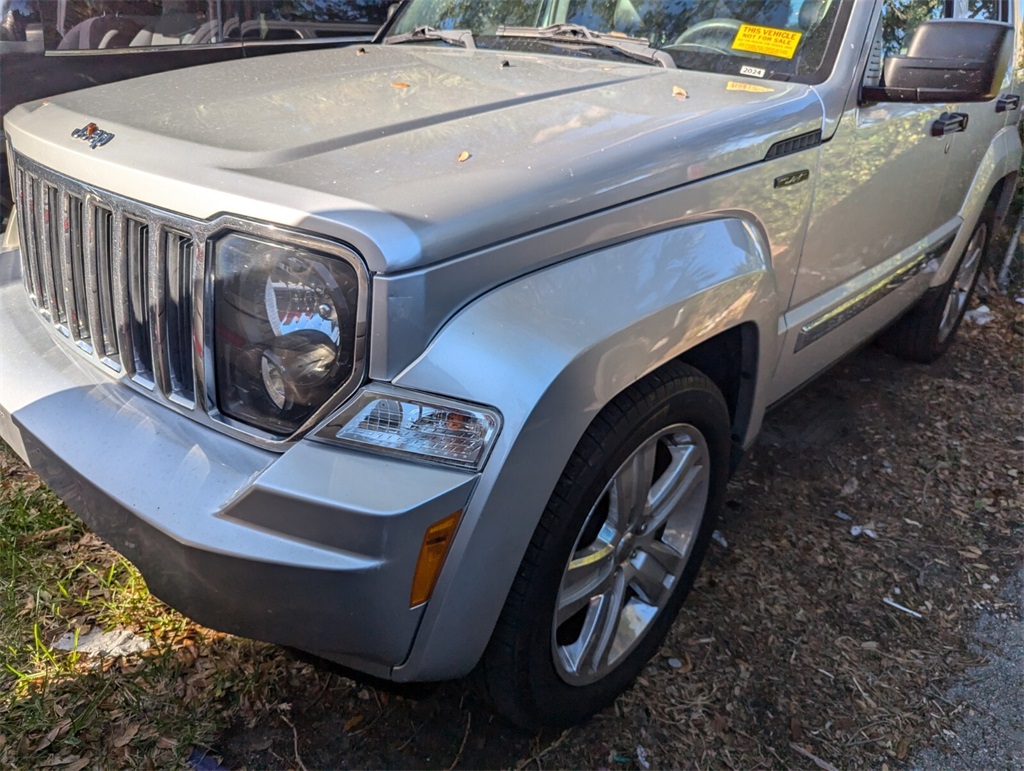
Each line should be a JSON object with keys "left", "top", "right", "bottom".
{"left": 384, "top": 26, "right": 476, "bottom": 49}
{"left": 495, "top": 24, "right": 674, "bottom": 68}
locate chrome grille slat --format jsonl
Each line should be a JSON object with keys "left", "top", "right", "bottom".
{"left": 65, "top": 193, "right": 92, "bottom": 348}
{"left": 40, "top": 184, "right": 69, "bottom": 332}
{"left": 94, "top": 206, "right": 120, "bottom": 362}
{"left": 147, "top": 224, "right": 169, "bottom": 396}
{"left": 192, "top": 241, "right": 211, "bottom": 415}
{"left": 81, "top": 200, "right": 106, "bottom": 359}
{"left": 24, "top": 174, "right": 48, "bottom": 312}
{"left": 14, "top": 168, "right": 39, "bottom": 301}
{"left": 164, "top": 231, "right": 196, "bottom": 404}
{"left": 110, "top": 207, "right": 136, "bottom": 381}
{"left": 56, "top": 189, "right": 88, "bottom": 347}
{"left": 126, "top": 217, "right": 155, "bottom": 386}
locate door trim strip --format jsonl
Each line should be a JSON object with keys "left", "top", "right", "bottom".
{"left": 794, "top": 231, "right": 957, "bottom": 353}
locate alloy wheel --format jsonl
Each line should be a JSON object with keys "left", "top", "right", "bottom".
{"left": 552, "top": 423, "right": 710, "bottom": 685}
{"left": 938, "top": 223, "right": 987, "bottom": 342}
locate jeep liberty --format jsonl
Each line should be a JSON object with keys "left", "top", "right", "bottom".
{"left": 0, "top": 0, "right": 1020, "bottom": 728}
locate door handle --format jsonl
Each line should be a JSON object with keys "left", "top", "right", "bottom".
{"left": 931, "top": 112, "right": 969, "bottom": 137}
{"left": 996, "top": 94, "right": 1021, "bottom": 113}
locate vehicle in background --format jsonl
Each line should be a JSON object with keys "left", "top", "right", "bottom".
{"left": 0, "top": 0, "right": 392, "bottom": 218}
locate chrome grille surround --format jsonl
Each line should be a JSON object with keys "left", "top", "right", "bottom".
{"left": 11, "top": 151, "right": 369, "bottom": 449}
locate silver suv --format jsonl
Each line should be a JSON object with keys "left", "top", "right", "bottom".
{"left": 0, "top": 0, "right": 1020, "bottom": 729}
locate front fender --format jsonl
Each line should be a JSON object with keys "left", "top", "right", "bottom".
{"left": 390, "top": 217, "right": 777, "bottom": 681}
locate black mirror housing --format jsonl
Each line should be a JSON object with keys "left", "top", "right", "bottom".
{"left": 862, "top": 19, "right": 1012, "bottom": 104}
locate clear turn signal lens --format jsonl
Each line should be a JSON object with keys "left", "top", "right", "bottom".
{"left": 318, "top": 390, "right": 500, "bottom": 470}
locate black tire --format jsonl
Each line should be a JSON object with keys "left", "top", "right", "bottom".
{"left": 473, "top": 361, "right": 730, "bottom": 730}
{"left": 878, "top": 207, "right": 993, "bottom": 363}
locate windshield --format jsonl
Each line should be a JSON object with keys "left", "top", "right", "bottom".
{"left": 385, "top": 0, "right": 849, "bottom": 83}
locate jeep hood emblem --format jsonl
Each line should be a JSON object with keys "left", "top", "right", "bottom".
{"left": 71, "top": 122, "right": 115, "bottom": 149}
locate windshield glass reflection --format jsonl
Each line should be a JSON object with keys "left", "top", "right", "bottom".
{"left": 387, "top": 0, "right": 850, "bottom": 83}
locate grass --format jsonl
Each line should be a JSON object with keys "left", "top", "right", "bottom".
{"left": 0, "top": 448, "right": 319, "bottom": 769}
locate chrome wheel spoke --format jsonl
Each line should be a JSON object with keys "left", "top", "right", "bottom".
{"left": 559, "top": 569, "right": 627, "bottom": 676}
{"left": 645, "top": 437, "right": 703, "bottom": 536}
{"left": 557, "top": 548, "right": 616, "bottom": 626}
{"left": 629, "top": 540, "right": 684, "bottom": 606}
{"left": 609, "top": 440, "right": 656, "bottom": 533}
{"left": 939, "top": 225, "right": 985, "bottom": 341}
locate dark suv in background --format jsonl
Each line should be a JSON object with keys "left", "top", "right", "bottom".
{"left": 0, "top": 0, "right": 392, "bottom": 218}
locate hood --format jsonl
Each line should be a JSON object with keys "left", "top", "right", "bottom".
{"left": 6, "top": 45, "right": 824, "bottom": 273}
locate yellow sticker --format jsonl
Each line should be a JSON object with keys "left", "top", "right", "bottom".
{"left": 726, "top": 81, "right": 775, "bottom": 93}
{"left": 731, "top": 24, "right": 802, "bottom": 59}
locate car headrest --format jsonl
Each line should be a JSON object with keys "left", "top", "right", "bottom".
{"left": 799, "top": 0, "right": 828, "bottom": 30}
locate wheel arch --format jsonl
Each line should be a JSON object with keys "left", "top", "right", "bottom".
{"left": 931, "top": 126, "right": 1023, "bottom": 288}
{"left": 989, "top": 169, "right": 1019, "bottom": 231}
{"left": 676, "top": 321, "right": 759, "bottom": 472}
{"left": 390, "top": 217, "right": 776, "bottom": 681}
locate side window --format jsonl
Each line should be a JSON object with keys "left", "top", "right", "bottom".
{"left": 232, "top": 1, "right": 391, "bottom": 43}
{"left": 45, "top": 1, "right": 221, "bottom": 51}
{"left": 39, "top": 1, "right": 393, "bottom": 51}
{"left": 879, "top": 0, "right": 1011, "bottom": 62}
{"left": 880, "top": 0, "right": 944, "bottom": 58}
{"left": 0, "top": 0, "right": 43, "bottom": 52}
{"left": 950, "top": 0, "right": 1010, "bottom": 21}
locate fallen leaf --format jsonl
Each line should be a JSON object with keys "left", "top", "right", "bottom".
{"left": 672, "top": 86, "right": 688, "bottom": 99}
{"left": 17, "top": 524, "right": 72, "bottom": 546}
{"left": 39, "top": 755, "right": 76, "bottom": 768}
{"left": 246, "top": 737, "right": 274, "bottom": 753}
{"left": 897, "top": 738, "right": 910, "bottom": 760}
{"left": 713, "top": 713, "right": 728, "bottom": 736}
{"left": 789, "top": 716, "right": 804, "bottom": 742}
{"left": 458, "top": 151, "right": 472, "bottom": 163}
{"left": 112, "top": 723, "right": 140, "bottom": 748}
{"left": 344, "top": 714, "right": 364, "bottom": 731}
{"left": 35, "top": 720, "right": 71, "bottom": 752}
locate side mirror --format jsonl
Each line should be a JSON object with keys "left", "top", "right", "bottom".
{"left": 862, "top": 19, "right": 1012, "bottom": 104}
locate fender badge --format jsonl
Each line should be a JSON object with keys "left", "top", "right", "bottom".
{"left": 71, "top": 122, "right": 115, "bottom": 149}
{"left": 774, "top": 169, "right": 810, "bottom": 189}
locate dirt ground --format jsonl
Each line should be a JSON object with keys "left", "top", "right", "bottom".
{"left": 204, "top": 291, "right": 1022, "bottom": 770}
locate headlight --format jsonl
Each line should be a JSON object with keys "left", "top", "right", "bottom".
{"left": 317, "top": 388, "right": 501, "bottom": 471}
{"left": 213, "top": 232, "right": 362, "bottom": 436}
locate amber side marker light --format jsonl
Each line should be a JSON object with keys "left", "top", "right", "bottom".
{"left": 410, "top": 511, "right": 462, "bottom": 607}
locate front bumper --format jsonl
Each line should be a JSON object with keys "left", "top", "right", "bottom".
{"left": 0, "top": 243, "right": 477, "bottom": 676}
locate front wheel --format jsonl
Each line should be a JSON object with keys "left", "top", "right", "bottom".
{"left": 473, "top": 362, "right": 730, "bottom": 729}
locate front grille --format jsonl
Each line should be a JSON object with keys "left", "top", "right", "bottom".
{"left": 14, "top": 155, "right": 197, "bottom": 405}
